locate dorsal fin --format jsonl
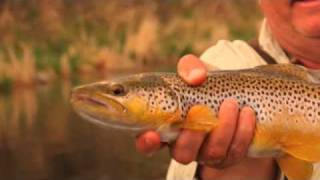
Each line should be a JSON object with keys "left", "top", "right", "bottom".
{"left": 254, "top": 64, "right": 320, "bottom": 83}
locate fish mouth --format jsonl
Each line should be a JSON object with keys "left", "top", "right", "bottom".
{"left": 71, "top": 93, "right": 127, "bottom": 114}
{"left": 70, "top": 89, "right": 144, "bottom": 130}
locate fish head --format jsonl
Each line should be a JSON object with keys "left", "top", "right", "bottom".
{"left": 70, "top": 73, "right": 182, "bottom": 131}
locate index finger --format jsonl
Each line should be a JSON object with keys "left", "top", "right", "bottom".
{"left": 200, "top": 99, "right": 239, "bottom": 167}
{"left": 135, "top": 131, "right": 163, "bottom": 154}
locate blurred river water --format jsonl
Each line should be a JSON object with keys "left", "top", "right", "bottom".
{"left": 0, "top": 69, "right": 173, "bottom": 180}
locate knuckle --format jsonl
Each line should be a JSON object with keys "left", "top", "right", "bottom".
{"left": 176, "top": 137, "right": 194, "bottom": 151}
{"left": 242, "top": 106, "right": 255, "bottom": 115}
{"left": 214, "top": 138, "right": 228, "bottom": 148}
{"left": 229, "top": 145, "right": 245, "bottom": 160}
{"left": 206, "top": 147, "right": 226, "bottom": 160}
{"left": 211, "top": 163, "right": 228, "bottom": 169}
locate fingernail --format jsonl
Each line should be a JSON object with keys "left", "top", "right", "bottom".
{"left": 223, "top": 99, "right": 239, "bottom": 111}
{"left": 188, "top": 68, "right": 205, "bottom": 79}
{"left": 243, "top": 106, "right": 255, "bottom": 116}
{"left": 184, "top": 68, "right": 207, "bottom": 85}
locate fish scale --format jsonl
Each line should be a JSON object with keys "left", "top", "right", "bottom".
{"left": 71, "top": 64, "right": 320, "bottom": 180}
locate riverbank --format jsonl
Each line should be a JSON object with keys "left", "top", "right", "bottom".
{"left": 0, "top": 0, "right": 261, "bottom": 90}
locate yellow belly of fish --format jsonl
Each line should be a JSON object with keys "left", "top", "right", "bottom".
{"left": 250, "top": 123, "right": 320, "bottom": 159}
{"left": 248, "top": 109, "right": 320, "bottom": 162}
{"left": 248, "top": 123, "right": 320, "bottom": 180}
{"left": 181, "top": 105, "right": 320, "bottom": 180}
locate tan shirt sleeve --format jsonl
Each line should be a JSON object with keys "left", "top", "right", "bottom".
{"left": 200, "top": 40, "right": 267, "bottom": 70}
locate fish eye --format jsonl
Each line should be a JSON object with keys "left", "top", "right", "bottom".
{"left": 110, "top": 84, "right": 126, "bottom": 96}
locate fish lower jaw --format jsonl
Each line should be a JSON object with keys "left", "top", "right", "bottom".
{"left": 78, "top": 112, "right": 144, "bottom": 131}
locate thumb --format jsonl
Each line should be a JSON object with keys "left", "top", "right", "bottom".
{"left": 177, "top": 54, "right": 207, "bottom": 86}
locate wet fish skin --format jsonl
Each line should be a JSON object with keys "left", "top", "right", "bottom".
{"left": 71, "top": 64, "right": 320, "bottom": 180}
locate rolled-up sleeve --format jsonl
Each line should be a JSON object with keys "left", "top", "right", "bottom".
{"left": 200, "top": 40, "right": 267, "bottom": 71}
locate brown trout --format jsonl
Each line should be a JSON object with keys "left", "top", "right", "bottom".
{"left": 70, "top": 64, "right": 320, "bottom": 180}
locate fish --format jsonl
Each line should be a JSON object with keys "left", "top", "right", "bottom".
{"left": 70, "top": 64, "right": 320, "bottom": 180}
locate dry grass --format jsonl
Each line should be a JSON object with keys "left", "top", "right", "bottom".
{"left": 60, "top": 54, "right": 70, "bottom": 79}
{"left": 125, "top": 14, "right": 159, "bottom": 63}
{"left": 1, "top": 44, "right": 36, "bottom": 86}
{"left": 0, "top": 0, "right": 262, "bottom": 87}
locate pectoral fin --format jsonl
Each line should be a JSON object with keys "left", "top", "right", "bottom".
{"left": 182, "top": 105, "right": 218, "bottom": 132}
{"left": 269, "top": 108, "right": 320, "bottom": 162}
{"left": 276, "top": 155, "right": 313, "bottom": 180}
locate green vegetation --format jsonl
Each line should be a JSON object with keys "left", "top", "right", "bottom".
{"left": 0, "top": 0, "right": 262, "bottom": 87}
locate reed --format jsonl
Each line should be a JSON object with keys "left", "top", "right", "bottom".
{"left": 0, "top": 0, "right": 261, "bottom": 87}
{"left": 125, "top": 14, "right": 159, "bottom": 64}
{"left": 5, "top": 44, "right": 36, "bottom": 86}
{"left": 60, "top": 54, "right": 70, "bottom": 79}
{"left": 21, "top": 44, "right": 36, "bottom": 85}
